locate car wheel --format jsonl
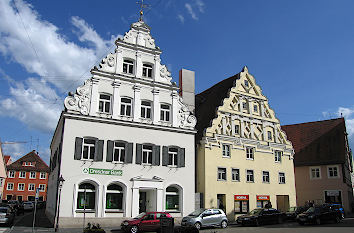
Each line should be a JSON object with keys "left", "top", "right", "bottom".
{"left": 130, "top": 225, "right": 138, "bottom": 233}
{"left": 278, "top": 217, "right": 283, "bottom": 224}
{"left": 335, "top": 216, "right": 341, "bottom": 223}
{"left": 316, "top": 218, "right": 321, "bottom": 225}
{"left": 298, "top": 222, "right": 304, "bottom": 226}
{"left": 221, "top": 220, "right": 228, "bottom": 228}
{"left": 194, "top": 222, "right": 201, "bottom": 230}
{"left": 255, "top": 219, "right": 260, "bottom": 226}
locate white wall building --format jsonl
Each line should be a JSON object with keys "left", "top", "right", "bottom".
{"left": 46, "top": 19, "right": 197, "bottom": 227}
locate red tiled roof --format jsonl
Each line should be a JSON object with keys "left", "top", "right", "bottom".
{"left": 282, "top": 118, "right": 347, "bottom": 166}
{"left": 3, "top": 155, "right": 11, "bottom": 165}
{"left": 7, "top": 150, "right": 49, "bottom": 172}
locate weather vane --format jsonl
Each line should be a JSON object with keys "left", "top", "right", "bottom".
{"left": 137, "top": 0, "right": 149, "bottom": 21}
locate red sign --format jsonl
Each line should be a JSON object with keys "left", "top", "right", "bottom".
{"left": 234, "top": 195, "right": 249, "bottom": 201}
{"left": 257, "top": 195, "right": 270, "bottom": 201}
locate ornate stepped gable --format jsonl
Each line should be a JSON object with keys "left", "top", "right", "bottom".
{"left": 195, "top": 67, "right": 293, "bottom": 156}
{"left": 64, "top": 20, "right": 196, "bottom": 130}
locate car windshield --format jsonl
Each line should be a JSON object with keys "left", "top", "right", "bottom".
{"left": 134, "top": 212, "right": 146, "bottom": 219}
{"left": 288, "top": 207, "right": 296, "bottom": 212}
{"left": 188, "top": 209, "right": 206, "bottom": 217}
{"left": 249, "top": 209, "right": 263, "bottom": 216}
{"left": 305, "top": 207, "right": 316, "bottom": 213}
{"left": 0, "top": 209, "right": 7, "bottom": 213}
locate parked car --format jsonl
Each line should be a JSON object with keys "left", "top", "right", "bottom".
{"left": 181, "top": 208, "right": 228, "bottom": 230}
{"left": 23, "top": 201, "right": 34, "bottom": 211}
{"left": 324, "top": 203, "right": 345, "bottom": 219}
{"left": 296, "top": 204, "right": 342, "bottom": 225}
{"left": 237, "top": 208, "right": 285, "bottom": 226}
{"left": 121, "top": 212, "right": 172, "bottom": 233}
{"left": 285, "top": 206, "right": 308, "bottom": 221}
{"left": 0, "top": 206, "right": 15, "bottom": 226}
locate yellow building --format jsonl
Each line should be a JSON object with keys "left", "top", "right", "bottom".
{"left": 195, "top": 67, "right": 296, "bottom": 220}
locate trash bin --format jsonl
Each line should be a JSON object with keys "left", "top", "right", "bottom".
{"left": 160, "top": 216, "right": 174, "bottom": 233}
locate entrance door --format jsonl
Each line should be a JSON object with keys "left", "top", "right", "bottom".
{"left": 17, "top": 196, "right": 23, "bottom": 202}
{"left": 276, "top": 195, "right": 289, "bottom": 212}
{"left": 217, "top": 194, "right": 226, "bottom": 213}
{"left": 139, "top": 192, "right": 147, "bottom": 213}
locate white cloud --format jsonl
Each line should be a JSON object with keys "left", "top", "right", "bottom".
{"left": 185, "top": 3, "right": 198, "bottom": 20}
{"left": 2, "top": 143, "right": 27, "bottom": 161}
{"left": 194, "top": 0, "right": 205, "bottom": 13}
{"left": 177, "top": 14, "right": 185, "bottom": 23}
{"left": 336, "top": 107, "right": 354, "bottom": 119}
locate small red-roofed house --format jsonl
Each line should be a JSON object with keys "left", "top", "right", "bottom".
{"left": 4, "top": 155, "right": 12, "bottom": 166}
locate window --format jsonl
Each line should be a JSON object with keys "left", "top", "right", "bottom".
{"left": 98, "top": 94, "right": 111, "bottom": 113}
{"left": 19, "top": 171, "right": 26, "bottom": 178}
{"left": 40, "top": 172, "right": 46, "bottom": 179}
{"left": 310, "top": 167, "right": 321, "bottom": 179}
{"left": 246, "top": 170, "right": 254, "bottom": 182}
{"left": 160, "top": 104, "right": 170, "bottom": 122}
{"left": 267, "top": 131, "right": 272, "bottom": 140}
{"left": 235, "top": 125, "right": 240, "bottom": 134}
{"left": 166, "top": 186, "right": 180, "bottom": 211}
{"left": 168, "top": 148, "right": 178, "bottom": 166}
{"left": 106, "top": 184, "right": 123, "bottom": 210}
{"left": 23, "top": 162, "right": 34, "bottom": 166}
{"left": 113, "top": 142, "right": 125, "bottom": 163}
{"left": 232, "top": 168, "right": 240, "bottom": 181}
{"left": 123, "top": 59, "right": 134, "bottom": 74}
{"left": 253, "top": 105, "right": 258, "bottom": 113}
{"left": 28, "top": 184, "right": 35, "bottom": 191}
{"left": 244, "top": 80, "right": 249, "bottom": 87}
{"left": 8, "top": 171, "right": 15, "bottom": 178}
{"left": 142, "top": 64, "right": 153, "bottom": 78}
{"left": 217, "top": 168, "right": 226, "bottom": 181}
{"left": 222, "top": 144, "right": 230, "bottom": 157}
{"left": 263, "top": 171, "right": 270, "bottom": 183}
{"left": 30, "top": 171, "right": 36, "bottom": 179}
{"left": 77, "top": 183, "right": 96, "bottom": 210}
{"left": 120, "top": 98, "right": 132, "bottom": 117}
{"left": 7, "top": 183, "right": 14, "bottom": 191}
{"left": 328, "top": 166, "right": 339, "bottom": 178}
{"left": 0, "top": 178, "right": 3, "bottom": 187}
{"left": 279, "top": 172, "right": 285, "bottom": 184}
{"left": 274, "top": 151, "right": 282, "bottom": 163}
{"left": 142, "top": 145, "right": 153, "bottom": 165}
{"left": 82, "top": 139, "right": 96, "bottom": 160}
{"left": 39, "top": 184, "right": 46, "bottom": 192}
{"left": 141, "top": 101, "right": 152, "bottom": 119}
{"left": 242, "top": 102, "right": 247, "bottom": 110}
{"left": 246, "top": 147, "right": 254, "bottom": 160}
{"left": 18, "top": 183, "right": 25, "bottom": 191}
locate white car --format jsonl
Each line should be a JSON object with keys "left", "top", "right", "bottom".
{"left": 23, "top": 202, "right": 34, "bottom": 211}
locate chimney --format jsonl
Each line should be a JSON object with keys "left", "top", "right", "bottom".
{"left": 179, "top": 69, "right": 195, "bottom": 113}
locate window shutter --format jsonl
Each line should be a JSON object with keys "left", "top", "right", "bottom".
{"left": 152, "top": 145, "right": 160, "bottom": 166}
{"left": 162, "top": 146, "right": 169, "bottom": 166}
{"left": 74, "top": 137, "right": 83, "bottom": 160}
{"left": 136, "top": 144, "right": 142, "bottom": 164}
{"left": 125, "top": 143, "right": 133, "bottom": 163}
{"left": 106, "top": 140, "right": 114, "bottom": 162}
{"left": 94, "top": 140, "right": 104, "bottom": 161}
{"left": 177, "top": 148, "right": 185, "bottom": 167}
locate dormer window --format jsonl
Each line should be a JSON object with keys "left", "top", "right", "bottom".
{"left": 120, "top": 98, "right": 132, "bottom": 117}
{"left": 23, "top": 162, "right": 34, "bottom": 167}
{"left": 123, "top": 59, "right": 134, "bottom": 74}
{"left": 253, "top": 105, "right": 258, "bottom": 113}
{"left": 142, "top": 64, "right": 153, "bottom": 78}
{"left": 98, "top": 94, "right": 111, "bottom": 113}
{"left": 244, "top": 80, "right": 249, "bottom": 87}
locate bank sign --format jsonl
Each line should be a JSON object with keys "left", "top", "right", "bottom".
{"left": 83, "top": 167, "right": 123, "bottom": 176}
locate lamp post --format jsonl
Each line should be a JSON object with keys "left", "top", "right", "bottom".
{"left": 55, "top": 175, "right": 65, "bottom": 232}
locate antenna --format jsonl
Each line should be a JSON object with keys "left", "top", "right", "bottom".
{"left": 136, "top": 0, "right": 149, "bottom": 21}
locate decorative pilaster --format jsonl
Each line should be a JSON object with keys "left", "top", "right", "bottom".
{"left": 131, "top": 188, "right": 140, "bottom": 218}
{"left": 262, "top": 122, "right": 267, "bottom": 141}
{"left": 112, "top": 81, "right": 121, "bottom": 119}
{"left": 274, "top": 124, "right": 279, "bottom": 143}
{"left": 222, "top": 117, "right": 227, "bottom": 135}
{"left": 250, "top": 119, "right": 254, "bottom": 139}
{"left": 136, "top": 52, "right": 142, "bottom": 78}
{"left": 240, "top": 119, "right": 245, "bottom": 138}
{"left": 89, "top": 77, "right": 100, "bottom": 116}
{"left": 171, "top": 91, "right": 179, "bottom": 127}
{"left": 133, "top": 85, "right": 142, "bottom": 121}
{"left": 152, "top": 89, "right": 160, "bottom": 124}
{"left": 260, "top": 102, "right": 265, "bottom": 117}
{"left": 156, "top": 188, "right": 164, "bottom": 212}
{"left": 154, "top": 56, "right": 161, "bottom": 82}
{"left": 116, "top": 48, "right": 123, "bottom": 74}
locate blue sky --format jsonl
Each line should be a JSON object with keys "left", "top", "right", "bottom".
{"left": 1, "top": 0, "right": 354, "bottom": 163}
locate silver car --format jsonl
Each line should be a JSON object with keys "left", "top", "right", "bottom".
{"left": 181, "top": 208, "right": 228, "bottom": 230}
{"left": 0, "top": 207, "right": 15, "bottom": 226}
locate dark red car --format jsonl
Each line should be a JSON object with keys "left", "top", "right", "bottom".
{"left": 121, "top": 212, "right": 172, "bottom": 233}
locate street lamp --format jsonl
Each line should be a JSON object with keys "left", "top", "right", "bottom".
{"left": 55, "top": 175, "right": 65, "bottom": 232}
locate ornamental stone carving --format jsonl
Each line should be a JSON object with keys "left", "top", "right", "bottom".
{"left": 160, "top": 65, "right": 172, "bottom": 82}
{"left": 64, "top": 79, "right": 92, "bottom": 115}
{"left": 177, "top": 98, "right": 197, "bottom": 129}
{"left": 98, "top": 53, "right": 116, "bottom": 72}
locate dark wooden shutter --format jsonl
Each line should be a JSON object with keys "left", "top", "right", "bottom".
{"left": 152, "top": 145, "right": 160, "bottom": 166}
{"left": 106, "top": 140, "right": 114, "bottom": 162}
{"left": 74, "top": 137, "right": 83, "bottom": 160}
{"left": 162, "top": 146, "right": 169, "bottom": 166}
{"left": 94, "top": 140, "right": 104, "bottom": 161}
{"left": 136, "top": 144, "right": 142, "bottom": 164}
{"left": 125, "top": 143, "right": 133, "bottom": 163}
{"left": 177, "top": 148, "right": 185, "bottom": 167}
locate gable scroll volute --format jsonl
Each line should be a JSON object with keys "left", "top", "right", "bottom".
{"left": 177, "top": 96, "right": 197, "bottom": 129}
{"left": 64, "top": 79, "right": 92, "bottom": 115}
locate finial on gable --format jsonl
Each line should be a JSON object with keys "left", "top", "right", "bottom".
{"left": 242, "top": 66, "right": 248, "bottom": 73}
{"left": 137, "top": 0, "right": 149, "bottom": 22}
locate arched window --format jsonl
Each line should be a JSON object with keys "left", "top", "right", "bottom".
{"left": 142, "top": 64, "right": 153, "bottom": 78}
{"left": 160, "top": 104, "right": 170, "bottom": 122}
{"left": 141, "top": 101, "right": 152, "bottom": 119}
{"left": 120, "top": 97, "right": 132, "bottom": 117}
{"left": 106, "top": 184, "right": 124, "bottom": 210}
{"left": 123, "top": 59, "right": 134, "bottom": 74}
{"left": 98, "top": 94, "right": 111, "bottom": 113}
{"left": 166, "top": 186, "right": 180, "bottom": 212}
{"left": 77, "top": 182, "right": 96, "bottom": 210}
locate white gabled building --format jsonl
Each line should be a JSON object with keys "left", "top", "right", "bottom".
{"left": 46, "top": 19, "right": 197, "bottom": 227}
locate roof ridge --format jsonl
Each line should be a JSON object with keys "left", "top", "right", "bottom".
{"left": 282, "top": 117, "right": 343, "bottom": 127}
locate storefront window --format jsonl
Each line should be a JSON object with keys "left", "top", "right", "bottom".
{"left": 166, "top": 186, "right": 180, "bottom": 211}
{"left": 234, "top": 195, "right": 249, "bottom": 214}
{"left": 77, "top": 183, "right": 96, "bottom": 210}
{"left": 106, "top": 184, "right": 123, "bottom": 210}
{"left": 256, "top": 195, "right": 270, "bottom": 208}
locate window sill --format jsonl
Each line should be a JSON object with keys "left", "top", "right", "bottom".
{"left": 167, "top": 165, "right": 178, "bottom": 168}
{"left": 246, "top": 181, "right": 254, "bottom": 183}
{"left": 217, "top": 179, "right": 227, "bottom": 182}
{"left": 105, "top": 210, "right": 124, "bottom": 213}
{"left": 231, "top": 180, "right": 240, "bottom": 182}
{"left": 222, "top": 156, "right": 231, "bottom": 159}
{"left": 166, "top": 210, "right": 180, "bottom": 213}
{"left": 246, "top": 158, "right": 254, "bottom": 161}
{"left": 262, "top": 182, "right": 270, "bottom": 184}
{"left": 76, "top": 210, "right": 95, "bottom": 213}
{"left": 112, "top": 161, "right": 124, "bottom": 164}
{"left": 279, "top": 183, "right": 286, "bottom": 184}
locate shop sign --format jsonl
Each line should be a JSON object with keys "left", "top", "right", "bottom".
{"left": 234, "top": 195, "right": 249, "bottom": 201}
{"left": 326, "top": 190, "right": 340, "bottom": 196}
{"left": 82, "top": 167, "right": 123, "bottom": 176}
{"left": 257, "top": 195, "right": 270, "bottom": 201}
